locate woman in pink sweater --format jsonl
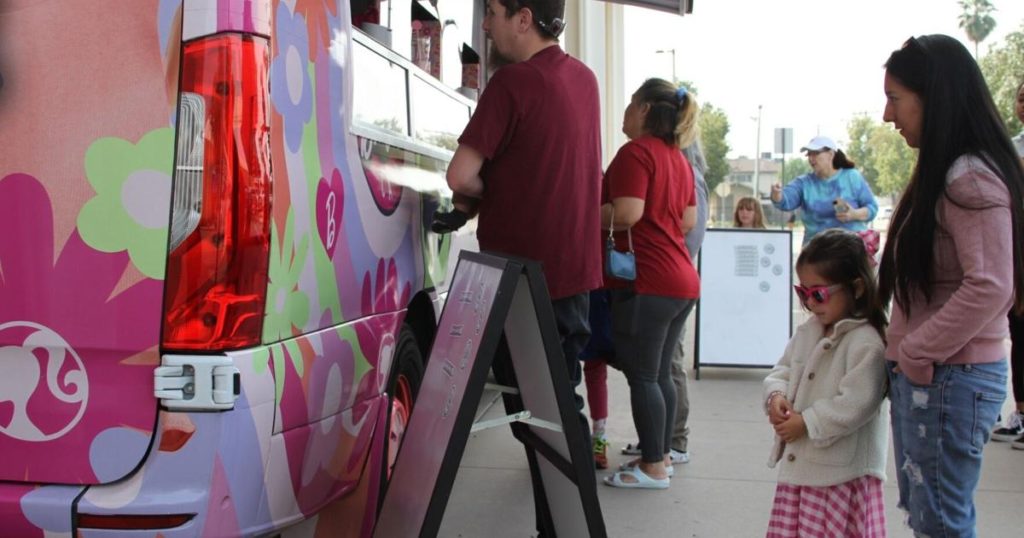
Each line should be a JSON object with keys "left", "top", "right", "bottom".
{"left": 880, "top": 35, "right": 1024, "bottom": 537}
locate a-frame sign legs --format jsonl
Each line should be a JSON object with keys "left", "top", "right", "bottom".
{"left": 374, "top": 251, "right": 606, "bottom": 538}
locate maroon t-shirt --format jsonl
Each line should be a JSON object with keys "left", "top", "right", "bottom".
{"left": 458, "top": 46, "right": 602, "bottom": 299}
{"left": 606, "top": 136, "right": 700, "bottom": 299}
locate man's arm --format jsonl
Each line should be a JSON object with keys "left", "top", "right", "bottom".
{"left": 446, "top": 144, "right": 486, "bottom": 198}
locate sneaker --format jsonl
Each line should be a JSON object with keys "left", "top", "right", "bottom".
{"left": 992, "top": 412, "right": 1024, "bottom": 442}
{"left": 622, "top": 443, "right": 690, "bottom": 464}
{"left": 669, "top": 448, "right": 690, "bottom": 464}
{"left": 1012, "top": 435, "right": 1024, "bottom": 450}
{"left": 593, "top": 437, "right": 609, "bottom": 470}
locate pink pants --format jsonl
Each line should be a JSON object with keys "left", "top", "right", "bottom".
{"left": 583, "top": 359, "right": 608, "bottom": 421}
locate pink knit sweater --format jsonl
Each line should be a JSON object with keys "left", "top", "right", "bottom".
{"left": 886, "top": 155, "right": 1013, "bottom": 385}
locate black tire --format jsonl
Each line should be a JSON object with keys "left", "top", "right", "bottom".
{"left": 378, "top": 326, "right": 424, "bottom": 505}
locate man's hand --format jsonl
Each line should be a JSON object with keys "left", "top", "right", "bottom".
{"left": 774, "top": 412, "right": 807, "bottom": 443}
{"left": 770, "top": 183, "right": 783, "bottom": 203}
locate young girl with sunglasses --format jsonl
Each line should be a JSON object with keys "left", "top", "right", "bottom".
{"left": 762, "top": 229, "right": 890, "bottom": 537}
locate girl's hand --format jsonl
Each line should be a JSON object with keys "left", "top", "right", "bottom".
{"left": 774, "top": 412, "right": 807, "bottom": 443}
{"left": 768, "top": 394, "right": 793, "bottom": 425}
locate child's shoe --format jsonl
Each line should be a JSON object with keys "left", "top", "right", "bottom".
{"left": 992, "top": 411, "right": 1024, "bottom": 442}
{"left": 1012, "top": 434, "right": 1024, "bottom": 451}
{"left": 593, "top": 437, "right": 609, "bottom": 470}
{"left": 430, "top": 208, "right": 469, "bottom": 234}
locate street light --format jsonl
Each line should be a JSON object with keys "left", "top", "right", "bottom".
{"left": 753, "top": 104, "right": 762, "bottom": 198}
{"left": 655, "top": 48, "right": 676, "bottom": 82}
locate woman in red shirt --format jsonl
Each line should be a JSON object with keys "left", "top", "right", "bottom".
{"left": 602, "top": 78, "right": 700, "bottom": 489}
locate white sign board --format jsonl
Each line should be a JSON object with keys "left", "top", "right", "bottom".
{"left": 696, "top": 229, "right": 792, "bottom": 374}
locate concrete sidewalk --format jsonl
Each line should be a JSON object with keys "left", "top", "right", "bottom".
{"left": 437, "top": 318, "right": 1024, "bottom": 537}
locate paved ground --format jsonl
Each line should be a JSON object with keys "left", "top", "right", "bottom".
{"left": 436, "top": 318, "right": 1024, "bottom": 538}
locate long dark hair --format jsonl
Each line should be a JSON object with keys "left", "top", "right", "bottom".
{"left": 798, "top": 229, "right": 888, "bottom": 338}
{"left": 832, "top": 149, "right": 856, "bottom": 170}
{"left": 879, "top": 35, "right": 1024, "bottom": 315}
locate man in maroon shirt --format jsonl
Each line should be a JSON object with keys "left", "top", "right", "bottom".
{"left": 446, "top": 0, "right": 602, "bottom": 532}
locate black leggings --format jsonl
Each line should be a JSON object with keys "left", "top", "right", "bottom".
{"left": 611, "top": 290, "right": 695, "bottom": 464}
{"left": 1009, "top": 310, "right": 1024, "bottom": 404}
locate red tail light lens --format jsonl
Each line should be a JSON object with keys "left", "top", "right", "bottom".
{"left": 162, "top": 34, "right": 272, "bottom": 351}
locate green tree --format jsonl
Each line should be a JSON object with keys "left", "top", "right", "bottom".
{"left": 871, "top": 126, "right": 917, "bottom": 196}
{"left": 845, "top": 116, "right": 917, "bottom": 196}
{"left": 959, "top": 0, "right": 997, "bottom": 58}
{"left": 980, "top": 21, "right": 1024, "bottom": 134}
{"left": 698, "top": 103, "right": 730, "bottom": 194}
{"left": 780, "top": 157, "right": 811, "bottom": 183}
{"left": 846, "top": 114, "right": 882, "bottom": 193}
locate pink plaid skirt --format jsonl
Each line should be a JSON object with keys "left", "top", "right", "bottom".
{"left": 766, "top": 476, "right": 886, "bottom": 538}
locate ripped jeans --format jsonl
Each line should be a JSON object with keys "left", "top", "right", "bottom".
{"left": 887, "top": 360, "right": 1006, "bottom": 538}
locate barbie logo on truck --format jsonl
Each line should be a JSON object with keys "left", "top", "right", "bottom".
{"left": 0, "top": 0, "right": 479, "bottom": 535}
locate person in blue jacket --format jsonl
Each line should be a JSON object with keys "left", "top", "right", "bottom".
{"left": 770, "top": 136, "right": 878, "bottom": 244}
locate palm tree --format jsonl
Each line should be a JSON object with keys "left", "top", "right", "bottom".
{"left": 958, "top": 0, "right": 998, "bottom": 58}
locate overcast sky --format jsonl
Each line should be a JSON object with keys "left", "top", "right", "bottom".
{"left": 623, "top": 0, "right": 1024, "bottom": 158}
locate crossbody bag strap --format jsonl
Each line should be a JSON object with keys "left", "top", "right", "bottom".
{"left": 607, "top": 204, "right": 634, "bottom": 253}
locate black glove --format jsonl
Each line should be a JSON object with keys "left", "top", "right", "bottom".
{"left": 431, "top": 208, "right": 469, "bottom": 234}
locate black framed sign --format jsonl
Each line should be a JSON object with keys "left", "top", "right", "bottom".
{"left": 374, "top": 251, "right": 605, "bottom": 538}
{"left": 695, "top": 228, "right": 793, "bottom": 378}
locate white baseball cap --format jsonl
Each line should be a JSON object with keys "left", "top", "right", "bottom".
{"left": 800, "top": 136, "right": 838, "bottom": 152}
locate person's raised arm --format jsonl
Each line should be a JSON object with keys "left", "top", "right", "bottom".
{"left": 446, "top": 144, "right": 485, "bottom": 198}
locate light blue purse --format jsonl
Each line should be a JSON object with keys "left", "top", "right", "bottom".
{"left": 604, "top": 207, "right": 636, "bottom": 281}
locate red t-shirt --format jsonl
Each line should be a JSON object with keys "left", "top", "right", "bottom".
{"left": 606, "top": 136, "right": 700, "bottom": 299}
{"left": 457, "top": 46, "right": 603, "bottom": 299}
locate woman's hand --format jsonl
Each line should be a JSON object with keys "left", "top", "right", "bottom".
{"left": 836, "top": 206, "right": 869, "bottom": 223}
{"left": 770, "top": 183, "right": 783, "bottom": 203}
{"left": 774, "top": 412, "right": 807, "bottom": 442}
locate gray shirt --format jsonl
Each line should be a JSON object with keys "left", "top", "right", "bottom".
{"left": 685, "top": 166, "right": 709, "bottom": 259}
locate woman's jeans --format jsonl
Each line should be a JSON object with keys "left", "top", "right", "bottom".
{"left": 887, "top": 360, "right": 1006, "bottom": 537}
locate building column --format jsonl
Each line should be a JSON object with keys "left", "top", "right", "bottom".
{"left": 563, "top": 0, "right": 625, "bottom": 168}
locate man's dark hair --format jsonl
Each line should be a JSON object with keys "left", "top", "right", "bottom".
{"left": 497, "top": 0, "right": 566, "bottom": 38}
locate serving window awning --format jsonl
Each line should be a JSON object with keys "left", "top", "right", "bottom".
{"left": 596, "top": 0, "right": 694, "bottom": 16}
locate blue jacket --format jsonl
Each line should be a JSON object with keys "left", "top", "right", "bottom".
{"left": 772, "top": 168, "right": 877, "bottom": 244}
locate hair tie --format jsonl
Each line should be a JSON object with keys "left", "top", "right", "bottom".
{"left": 856, "top": 229, "right": 880, "bottom": 267}
{"left": 675, "top": 86, "right": 688, "bottom": 104}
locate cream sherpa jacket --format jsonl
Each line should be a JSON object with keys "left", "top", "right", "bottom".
{"left": 762, "top": 317, "right": 888, "bottom": 487}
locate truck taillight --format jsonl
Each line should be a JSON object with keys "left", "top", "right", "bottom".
{"left": 162, "top": 34, "right": 272, "bottom": 351}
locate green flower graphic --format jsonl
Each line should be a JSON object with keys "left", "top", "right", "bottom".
{"left": 77, "top": 128, "right": 175, "bottom": 279}
{"left": 263, "top": 209, "right": 311, "bottom": 343}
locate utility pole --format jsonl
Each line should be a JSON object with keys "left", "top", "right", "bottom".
{"left": 656, "top": 48, "right": 676, "bottom": 83}
{"left": 753, "top": 105, "right": 762, "bottom": 198}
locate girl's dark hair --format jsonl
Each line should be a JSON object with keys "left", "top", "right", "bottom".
{"left": 633, "top": 78, "right": 699, "bottom": 148}
{"left": 832, "top": 149, "right": 856, "bottom": 170}
{"left": 879, "top": 34, "right": 1024, "bottom": 315}
{"left": 798, "top": 229, "right": 888, "bottom": 338}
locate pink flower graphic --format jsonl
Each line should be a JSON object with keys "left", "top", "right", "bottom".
{"left": 0, "top": 174, "right": 164, "bottom": 484}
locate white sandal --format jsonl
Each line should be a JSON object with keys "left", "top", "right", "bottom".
{"left": 603, "top": 467, "right": 670, "bottom": 489}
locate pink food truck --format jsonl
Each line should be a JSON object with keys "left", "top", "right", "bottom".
{"left": 0, "top": 0, "right": 480, "bottom": 535}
